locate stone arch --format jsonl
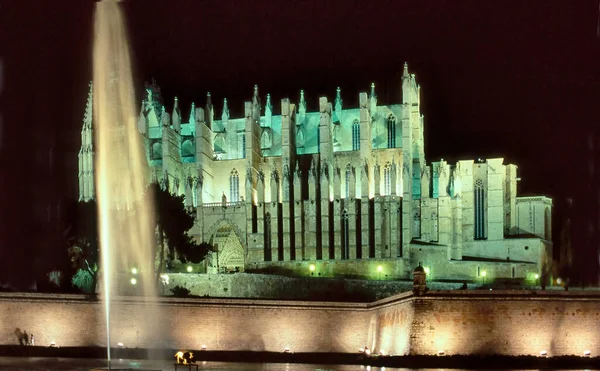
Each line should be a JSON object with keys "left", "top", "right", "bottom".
{"left": 151, "top": 141, "right": 162, "bottom": 160}
{"left": 181, "top": 138, "right": 194, "bottom": 158}
{"left": 205, "top": 218, "right": 247, "bottom": 271}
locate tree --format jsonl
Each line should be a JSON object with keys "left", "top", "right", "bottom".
{"left": 146, "top": 183, "right": 210, "bottom": 278}
{"left": 63, "top": 199, "right": 99, "bottom": 293}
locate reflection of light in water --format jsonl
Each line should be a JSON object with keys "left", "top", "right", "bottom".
{"left": 93, "top": 0, "right": 157, "bottom": 368}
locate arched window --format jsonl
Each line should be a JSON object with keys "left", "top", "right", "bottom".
{"left": 151, "top": 141, "right": 162, "bottom": 160}
{"left": 239, "top": 134, "right": 246, "bottom": 158}
{"left": 352, "top": 120, "right": 360, "bottom": 151}
{"left": 397, "top": 206, "right": 403, "bottom": 257}
{"left": 192, "top": 181, "right": 199, "bottom": 207}
{"left": 230, "top": 169, "right": 240, "bottom": 202}
{"left": 297, "top": 128, "right": 305, "bottom": 148}
{"left": 260, "top": 130, "right": 272, "bottom": 150}
{"left": 431, "top": 212, "right": 438, "bottom": 242}
{"left": 412, "top": 160, "right": 421, "bottom": 199}
{"left": 474, "top": 179, "right": 486, "bottom": 240}
{"left": 387, "top": 114, "right": 396, "bottom": 148}
{"left": 264, "top": 213, "right": 272, "bottom": 261}
{"left": 342, "top": 209, "right": 349, "bottom": 259}
{"left": 413, "top": 211, "right": 421, "bottom": 238}
{"left": 181, "top": 139, "right": 194, "bottom": 158}
{"left": 345, "top": 164, "right": 352, "bottom": 199}
{"left": 384, "top": 162, "right": 392, "bottom": 195}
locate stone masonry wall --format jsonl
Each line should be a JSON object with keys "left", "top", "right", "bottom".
{"left": 405, "top": 291, "right": 600, "bottom": 357}
{"left": 3, "top": 290, "right": 600, "bottom": 357}
{"left": 0, "top": 293, "right": 370, "bottom": 353}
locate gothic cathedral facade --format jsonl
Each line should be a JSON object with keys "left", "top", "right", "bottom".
{"left": 78, "top": 64, "right": 553, "bottom": 283}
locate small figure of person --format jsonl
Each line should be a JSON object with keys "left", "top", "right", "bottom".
{"left": 221, "top": 192, "right": 227, "bottom": 208}
{"left": 30, "top": 334, "right": 34, "bottom": 346}
{"left": 23, "top": 332, "right": 29, "bottom": 346}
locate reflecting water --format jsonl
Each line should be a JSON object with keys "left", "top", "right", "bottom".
{"left": 0, "top": 358, "right": 595, "bottom": 371}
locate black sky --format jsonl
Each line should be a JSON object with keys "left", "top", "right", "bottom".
{"left": 0, "top": 0, "right": 599, "bottom": 287}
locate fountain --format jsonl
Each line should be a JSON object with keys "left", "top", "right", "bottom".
{"left": 93, "top": 0, "right": 158, "bottom": 369}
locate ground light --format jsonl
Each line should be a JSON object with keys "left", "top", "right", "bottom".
{"left": 187, "top": 266, "right": 193, "bottom": 273}
{"left": 481, "top": 270, "right": 487, "bottom": 284}
{"left": 309, "top": 264, "right": 315, "bottom": 272}
{"left": 424, "top": 267, "right": 430, "bottom": 275}
{"left": 584, "top": 350, "right": 591, "bottom": 357}
{"left": 540, "top": 350, "right": 547, "bottom": 357}
{"left": 377, "top": 265, "right": 383, "bottom": 280}
{"left": 117, "top": 342, "right": 124, "bottom": 348}
{"left": 131, "top": 267, "right": 137, "bottom": 275}
{"left": 130, "top": 278, "right": 137, "bottom": 285}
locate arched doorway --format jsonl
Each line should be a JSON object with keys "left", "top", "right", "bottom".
{"left": 208, "top": 222, "right": 245, "bottom": 273}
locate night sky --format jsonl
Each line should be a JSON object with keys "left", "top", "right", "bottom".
{"left": 0, "top": 0, "right": 598, "bottom": 287}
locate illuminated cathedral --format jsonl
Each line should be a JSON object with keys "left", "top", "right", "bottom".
{"left": 78, "top": 63, "right": 553, "bottom": 283}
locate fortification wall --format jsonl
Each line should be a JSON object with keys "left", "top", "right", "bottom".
{"left": 2, "top": 290, "right": 600, "bottom": 357}
{"left": 0, "top": 293, "right": 370, "bottom": 353}
{"left": 404, "top": 291, "right": 600, "bottom": 357}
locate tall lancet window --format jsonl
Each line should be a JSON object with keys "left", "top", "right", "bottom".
{"left": 431, "top": 212, "right": 439, "bottom": 242}
{"left": 474, "top": 179, "right": 486, "bottom": 240}
{"left": 345, "top": 164, "right": 352, "bottom": 199}
{"left": 387, "top": 114, "right": 396, "bottom": 148}
{"left": 384, "top": 163, "right": 392, "bottom": 195}
{"left": 264, "top": 213, "right": 272, "bottom": 261}
{"left": 230, "top": 169, "right": 240, "bottom": 202}
{"left": 352, "top": 120, "right": 360, "bottom": 151}
{"left": 240, "top": 133, "right": 246, "bottom": 158}
{"left": 342, "top": 209, "right": 350, "bottom": 259}
{"left": 192, "top": 181, "right": 198, "bottom": 207}
{"left": 413, "top": 211, "right": 421, "bottom": 238}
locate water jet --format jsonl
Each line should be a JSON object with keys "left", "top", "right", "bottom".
{"left": 93, "top": 0, "right": 158, "bottom": 368}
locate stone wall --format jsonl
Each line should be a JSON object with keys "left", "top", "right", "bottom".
{"left": 0, "top": 293, "right": 370, "bottom": 353}
{"left": 3, "top": 290, "right": 600, "bottom": 357}
{"left": 145, "top": 273, "right": 477, "bottom": 301}
{"left": 405, "top": 290, "right": 600, "bottom": 357}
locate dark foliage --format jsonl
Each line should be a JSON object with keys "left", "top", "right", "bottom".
{"left": 170, "top": 285, "right": 191, "bottom": 297}
{"left": 62, "top": 199, "right": 99, "bottom": 292}
{"left": 147, "top": 183, "right": 210, "bottom": 265}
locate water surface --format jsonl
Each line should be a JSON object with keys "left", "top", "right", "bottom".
{"left": 0, "top": 357, "right": 593, "bottom": 371}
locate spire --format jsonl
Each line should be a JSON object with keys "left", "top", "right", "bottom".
{"left": 83, "top": 81, "right": 93, "bottom": 129}
{"left": 369, "top": 83, "right": 377, "bottom": 115}
{"left": 299, "top": 89, "right": 306, "bottom": 115}
{"left": 189, "top": 102, "right": 195, "bottom": 124}
{"left": 252, "top": 85, "right": 261, "bottom": 120}
{"left": 403, "top": 62, "right": 409, "bottom": 78}
{"left": 335, "top": 87, "right": 342, "bottom": 111}
{"left": 206, "top": 92, "right": 214, "bottom": 127}
{"left": 265, "top": 93, "right": 272, "bottom": 117}
{"left": 161, "top": 106, "right": 171, "bottom": 127}
{"left": 221, "top": 98, "right": 229, "bottom": 122}
{"left": 206, "top": 92, "right": 212, "bottom": 108}
{"left": 253, "top": 84, "right": 260, "bottom": 106}
{"left": 172, "top": 96, "right": 181, "bottom": 132}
